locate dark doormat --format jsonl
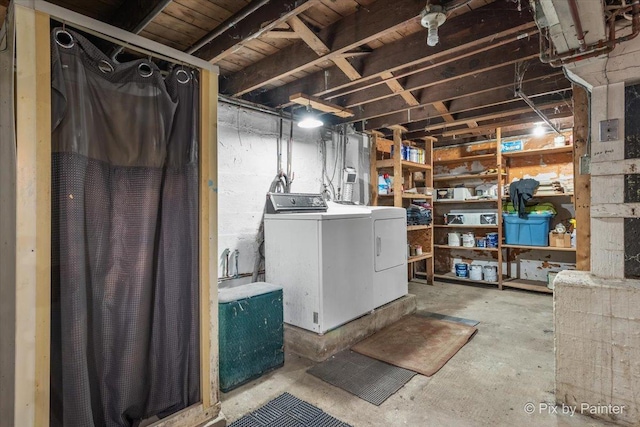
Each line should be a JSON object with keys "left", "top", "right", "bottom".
{"left": 228, "top": 393, "right": 352, "bottom": 427}
{"left": 307, "top": 350, "right": 416, "bottom": 406}
{"left": 415, "top": 311, "right": 480, "bottom": 327}
{"left": 352, "top": 315, "right": 477, "bottom": 377}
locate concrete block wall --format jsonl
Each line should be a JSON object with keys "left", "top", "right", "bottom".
{"left": 555, "top": 271, "right": 640, "bottom": 425}
{"left": 217, "top": 102, "right": 369, "bottom": 285}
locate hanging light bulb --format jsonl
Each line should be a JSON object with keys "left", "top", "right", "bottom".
{"left": 533, "top": 123, "right": 545, "bottom": 137}
{"left": 298, "top": 104, "right": 323, "bottom": 129}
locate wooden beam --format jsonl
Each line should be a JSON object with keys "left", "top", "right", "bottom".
{"left": 380, "top": 72, "right": 419, "bottom": 107}
{"left": 287, "top": 15, "right": 329, "bottom": 56}
{"left": 192, "top": 0, "right": 320, "bottom": 63}
{"left": 573, "top": 84, "right": 590, "bottom": 271}
{"left": 107, "top": 0, "right": 170, "bottom": 33}
{"left": 339, "top": 35, "right": 540, "bottom": 108}
{"left": 255, "top": 2, "right": 536, "bottom": 106}
{"left": 348, "top": 62, "right": 563, "bottom": 124}
{"left": 262, "top": 30, "right": 301, "bottom": 39}
{"left": 289, "top": 93, "right": 354, "bottom": 118}
{"left": 220, "top": 0, "right": 429, "bottom": 96}
{"left": 432, "top": 101, "right": 455, "bottom": 122}
{"left": 410, "top": 97, "right": 569, "bottom": 133}
{"left": 332, "top": 57, "right": 362, "bottom": 81}
{"left": 362, "top": 76, "right": 572, "bottom": 131}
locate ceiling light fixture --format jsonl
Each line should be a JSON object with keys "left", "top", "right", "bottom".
{"left": 298, "top": 104, "right": 323, "bottom": 129}
{"left": 420, "top": 2, "right": 447, "bottom": 47}
{"left": 533, "top": 123, "right": 545, "bottom": 137}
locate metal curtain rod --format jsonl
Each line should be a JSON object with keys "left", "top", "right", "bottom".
{"left": 13, "top": 0, "right": 218, "bottom": 73}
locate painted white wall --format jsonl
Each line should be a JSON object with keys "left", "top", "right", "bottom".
{"left": 217, "top": 102, "right": 369, "bottom": 286}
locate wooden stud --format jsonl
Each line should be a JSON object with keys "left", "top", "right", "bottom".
{"left": 262, "top": 30, "right": 301, "bottom": 39}
{"left": 288, "top": 92, "right": 354, "bottom": 118}
{"left": 369, "top": 133, "right": 379, "bottom": 206}
{"left": 380, "top": 71, "right": 419, "bottom": 107}
{"left": 496, "top": 127, "right": 503, "bottom": 290}
{"left": 573, "top": 85, "right": 591, "bottom": 271}
{"left": 11, "top": 6, "right": 51, "bottom": 425}
{"left": 392, "top": 128, "right": 403, "bottom": 208}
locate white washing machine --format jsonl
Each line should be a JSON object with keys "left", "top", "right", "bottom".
{"left": 264, "top": 194, "right": 374, "bottom": 333}
{"left": 264, "top": 195, "right": 408, "bottom": 334}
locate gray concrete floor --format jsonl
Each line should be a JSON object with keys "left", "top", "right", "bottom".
{"left": 221, "top": 282, "right": 613, "bottom": 426}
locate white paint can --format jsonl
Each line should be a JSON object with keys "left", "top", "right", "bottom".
{"left": 469, "top": 264, "right": 483, "bottom": 281}
{"left": 462, "top": 232, "right": 475, "bottom": 247}
{"left": 448, "top": 232, "right": 461, "bottom": 246}
{"left": 483, "top": 265, "right": 498, "bottom": 282}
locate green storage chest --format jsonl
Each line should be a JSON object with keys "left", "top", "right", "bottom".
{"left": 218, "top": 282, "right": 284, "bottom": 392}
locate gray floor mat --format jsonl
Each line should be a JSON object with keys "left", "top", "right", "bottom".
{"left": 416, "top": 311, "right": 480, "bottom": 327}
{"left": 229, "top": 393, "right": 351, "bottom": 427}
{"left": 307, "top": 350, "right": 416, "bottom": 406}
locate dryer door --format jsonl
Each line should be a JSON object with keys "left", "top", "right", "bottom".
{"left": 374, "top": 218, "right": 406, "bottom": 272}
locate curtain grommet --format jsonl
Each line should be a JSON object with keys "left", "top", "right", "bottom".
{"left": 138, "top": 62, "right": 153, "bottom": 78}
{"left": 176, "top": 69, "right": 190, "bottom": 84}
{"left": 54, "top": 29, "right": 74, "bottom": 49}
{"left": 98, "top": 60, "right": 114, "bottom": 74}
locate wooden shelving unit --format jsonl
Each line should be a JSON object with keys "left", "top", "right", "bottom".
{"left": 431, "top": 128, "right": 505, "bottom": 289}
{"left": 370, "top": 127, "right": 434, "bottom": 284}
{"left": 431, "top": 132, "right": 577, "bottom": 294}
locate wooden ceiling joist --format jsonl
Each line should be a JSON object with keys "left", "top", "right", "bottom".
{"left": 220, "top": 0, "right": 429, "bottom": 96}
{"left": 380, "top": 72, "right": 420, "bottom": 107}
{"left": 289, "top": 93, "right": 354, "bottom": 118}
{"left": 362, "top": 77, "right": 572, "bottom": 131}
{"left": 108, "top": 0, "right": 171, "bottom": 33}
{"left": 347, "top": 62, "right": 563, "bottom": 124}
{"left": 191, "top": 0, "right": 321, "bottom": 63}
{"left": 254, "top": 2, "right": 536, "bottom": 108}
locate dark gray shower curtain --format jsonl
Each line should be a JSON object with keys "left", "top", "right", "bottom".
{"left": 50, "top": 29, "right": 200, "bottom": 427}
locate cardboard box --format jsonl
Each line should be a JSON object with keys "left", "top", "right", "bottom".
{"left": 549, "top": 232, "right": 571, "bottom": 248}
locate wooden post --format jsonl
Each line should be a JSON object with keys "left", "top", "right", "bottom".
{"left": 369, "top": 132, "right": 380, "bottom": 206}
{"left": 392, "top": 127, "right": 403, "bottom": 207}
{"left": 573, "top": 84, "right": 590, "bottom": 271}
{"left": 496, "top": 127, "right": 503, "bottom": 290}
{"left": 12, "top": 6, "right": 52, "bottom": 425}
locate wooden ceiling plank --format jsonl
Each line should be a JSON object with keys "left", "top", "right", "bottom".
{"left": 107, "top": 0, "right": 172, "bottom": 33}
{"left": 162, "top": 2, "right": 225, "bottom": 31}
{"left": 256, "top": 3, "right": 536, "bottom": 107}
{"left": 288, "top": 15, "right": 331, "bottom": 56}
{"left": 363, "top": 78, "right": 572, "bottom": 131}
{"left": 289, "top": 93, "right": 354, "bottom": 118}
{"left": 192, "top": 0, "right": 321, "bottom": 63}
{"left": 220, "top": 0, "right": 430, "bottom": 96}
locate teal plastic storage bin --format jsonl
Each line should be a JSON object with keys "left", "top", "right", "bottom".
{"left": 219, "top": 282, "right": 284, "bottom": 392}
{"left": 502, "top": 212, "right": 554, "bottom": 246}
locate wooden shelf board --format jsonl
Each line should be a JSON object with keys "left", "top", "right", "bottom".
{"left": 434, "top": 272, "right": 500, "bottom": 286}
{"left": 433, "top": 224, "right": 499, "bottom": 229}
{"left": 433, "top": 173, "right": 505, "bottom": 182}
{"left": 435, "top": 199, "right": 499, "bottom": 204}
{"left": 408, "top": 253, "right": 433, "bottom": 263}
{"left": 434, "top": 153, "right": 496, "bottom": 164}
{"left": 502, "top": 244, "right": 576, "bottom": 252}
{"left": 434, "top": 245, "right": 499, "bottom": 252}
{"left": 502, "top": 279, "right": 553, "bottom": 294}
{"left": 502, "top": 146, "right": 572, "bottom": 158}
{"left": 379, "top": 193, "right": 433, "bottom": 199}
{"left": 376, "top": 159, "right": 432, "bottom": 172}
{"left": 502, "top": 192, "right": 574, "bottom": 199}
{"left": 407, "top": 225, "right": 432, "bottom": 231}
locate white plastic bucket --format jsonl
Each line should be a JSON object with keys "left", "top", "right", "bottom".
{"left": 448, "top": 232, "right": 461, "bottom": 246}
{"left": 483, "top": 265, "right": 498, "bottom": 282}
{"left": 462, "top": 232, "right": 475, "bottom": 247}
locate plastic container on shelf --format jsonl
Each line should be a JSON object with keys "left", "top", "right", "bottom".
{"left": 502, "top": 212, "right": 554, "bottom": 246}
